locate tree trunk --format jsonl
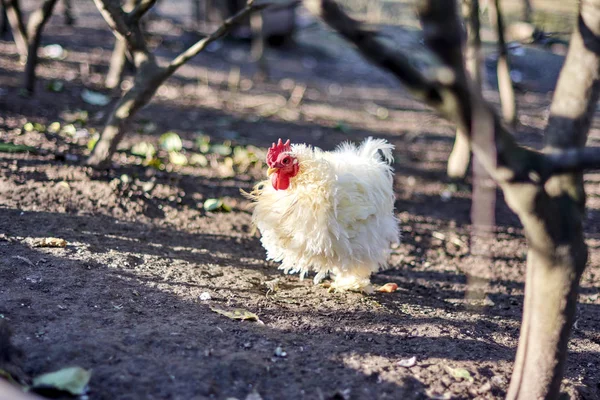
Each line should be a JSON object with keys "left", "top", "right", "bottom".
{"left": 250, "top": 10, "right": 269, "bottom": 81}
{"left": 506, "top": 0, "right": 600, "bottom": 397}
{"left": 1, "top": 0, "right": 28, "bottom": 60}
{"left": 23, "top": 0, "right": 59, "bottom": 93}
{"left": 88, "top": 64, "right": 165, "bottom": 168}
{"left": 523, "top": 0, "right": 533, "bottom": 23}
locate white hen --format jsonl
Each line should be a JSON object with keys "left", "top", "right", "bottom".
{"left": 245, "top": 137, "right": 399, "bottom": 292}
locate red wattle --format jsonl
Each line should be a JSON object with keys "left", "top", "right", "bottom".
{"left": 271, "top": 172, "right": 291, "bottom": 190}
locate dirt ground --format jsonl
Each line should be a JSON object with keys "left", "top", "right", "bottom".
{"left": 1, "top": 1, "right": 600, "bottom": 399}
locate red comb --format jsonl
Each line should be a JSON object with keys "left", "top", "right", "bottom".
{"left": 266, "top": 138, "right": 291, "bottom": 166}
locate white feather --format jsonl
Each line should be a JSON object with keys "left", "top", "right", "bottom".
{"left": 248, "top": 137, "right": 400, "bottom": 292}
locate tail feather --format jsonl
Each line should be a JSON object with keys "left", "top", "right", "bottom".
{"left": 359, "top": 137, "right": 394, "bottom": 164}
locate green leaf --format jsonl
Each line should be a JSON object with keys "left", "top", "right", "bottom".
{"left": 335, "top": 121, "right": 350, "bottom": 133}
{"left": 31, "top": 367, "right": 91, "bottom": 395}
{"left": 47, "top": 122, "right": 61, "bottom": 133}
{"left": 203, "top": 198, "right": 223, "bottom": 212}
{"left": 145, "top": 157, "right": 165, "bottom": 170}
{"left": 0, "top": 368, "right": 19, "bottom": 385}
{"left": 0, "top": 142, "right": 36, "bottom": 153}
{"left": 159, "top": 132, "right": 183, "bottom": 152}
{"left": 195, "top": 134, "right": 211, "bottom": 153}
{"left": 23, "top": 122, "right": 34, "bottom": 132}
{"left": 62, "top": 124, "right": 77, "bottom": 136}
{"left": 446, "top": 366, "right": 474, "bottom": 382}
{"left": 211, "top": 144, "right": 232, "bottom": 156}
{"left": 131, "top": 141, "right": 156, "bottom": 158}
{"left": 210, "top": 306, "right": 263, "bottom": 324}
{"left": 169, "top": 151, "right": 188, "bottom": 166}
{"left": 46, "top": 80, "right": 64, "bottom": 93}
{"left": 81, "top": 89, "right": 111, "bottom": 106}
{"left": 189, "top": 153, "right": 208, "bottom": 167}
{"left": 87, "top": 134, "right": 99, "bottom": 151}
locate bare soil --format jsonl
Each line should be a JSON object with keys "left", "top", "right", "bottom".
{"left": 1, "top": 2, "right": 599, "bottom": 399}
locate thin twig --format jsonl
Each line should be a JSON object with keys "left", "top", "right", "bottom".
{"left": 127, "top": 0, "right": 157, "bottom": 23}
{"left": 164, "top": 0, "right": 269, "bottom": 76}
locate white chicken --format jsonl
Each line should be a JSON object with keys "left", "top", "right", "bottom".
{"left": 245, "top": 137, "right": 399, "bottom": 292}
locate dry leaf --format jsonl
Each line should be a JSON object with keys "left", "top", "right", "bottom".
{"left": 446, "top": 366, "right": 474, "bottom": 382}
{"left": 32, "top": 366, "right": 91, "bottom": 395}
{"left": 376, "top": 283, "right": 398, "bottom": 293}
{"left": 34, "top": 238, "right": 67, "bottom": 248}
{"left": 210, "top": 307, "right": 264, "bottom": 324}
{"left": 397, "top": 356, "right": 417, "bottom": 368}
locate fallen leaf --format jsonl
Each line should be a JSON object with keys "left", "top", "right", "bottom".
{"left": 87, "top": 134, "right": 99, "bottom": 151}
{"left": 11, "top": 256, "right": 34, "bottom": 267}
{"left": 160, "top": 132, "right": 183, "bottom": 152}
{"left": 397, "top": 356, "right": 417, "bottom": 368}
{"left": 189, "top": 153, "right": 208, "bottom": 167}
{"left": 47, "top": 122, "right": 61, "bottom": 133}
{"left": 199, "top": 292, "right": 211, "bottom": 301}
{"left": 0, "top": 142, "right": 37, "bottom": 154}
{"left": 446, "top": 366, "right": 474, "bottom": 382}
{"left": 245, "top": 389, "right": 263, "bottom": 400}
{"left": 424, "top": 389, "right": 451, "bottom": 400}
{"left": 203, "top": 198, "right": 223, "bottom": 212}
{"left": 46, "top": 80, "right": 64, "bottom": 92}
{"left": 376, "top": 283, "right": 398, "bottom": 293}
{"left": 211, "top": 143, "right": 232, "bottom": 156}
{"left": 274, "top": 346, "right": 287, "bottom": 357}
{"left": 169, "top": 151, "right": 188, "bottom": 166}
{"left": 31, "top": 367, "right": 91, "bottom": 396}
{"left": 81, "top": 89, "right": 111, "bottom": 106}
{"left": 131, "top": 141, "right": 156, "bottom": 158}
{"left": 34, "top": 238, "right": 67, "bottom": 248}
{"left": 210, "top": 307, "right": 264, "bottom": 324}
{"left": 203, "top": 198, "right": 231, "bottom": 212}
{"left": 0, "top": 368, "right": 19, "bottom": 385}
{"left": 43, "top": 44, "right": 66, "bottom": 60}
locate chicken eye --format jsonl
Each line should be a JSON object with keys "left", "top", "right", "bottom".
{"left": 282, "top": 157, "right": 291, "bottom": 165}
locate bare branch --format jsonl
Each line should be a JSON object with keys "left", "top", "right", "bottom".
{"left": 127, "top": 0, "right": 157, "bottom": 23}
{"left": 91, "top": 0, "right": 149, "bottom": 56}
{"left": 545, "top": 3, "right": 600, "bottom": 149}
{"left": 164, "top": 0, "right": 269, "bottom": 76}
{"left": 447, "top": 0, "right": 481, "bottom": 179}
{"left": 23, "top": 0, "right": 59, "bottom": 93}
{"left": 1, "top": 0, "right": 28, "bottom": 59}
{"left": 490, "top": 0, "right": 517, "bottom": 125}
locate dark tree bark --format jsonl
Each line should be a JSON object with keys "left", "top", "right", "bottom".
{"left": 303, "top": 0, "right": 600, "bottom": 399}
{"left": 24, "top": 0, "right": 59, "bottom": 93}
{"left": 1, "top": 0, "right": 28, "bottom": 60}
{"left": 523, "top": 0, "right": 533, "bottom": 23}
{"left": 0, "top": 4, "right": 9, "bottom": 36}
{"left": 447, "top": 0, "right": 480, "bottom": 179}
{"left": 1, "top": 0, "right": 60, "bottom": 93}
{"left": 489, "top": 0, "right": 517, "bottom": 126}
{"left": 250, "top": 10, "right": 269, "bottom": 81}
{"left": 62, "top": 0, "right": 74, "bottom": 25}
{"left": 87, "top": 0, "right": 270, "bottom": 168}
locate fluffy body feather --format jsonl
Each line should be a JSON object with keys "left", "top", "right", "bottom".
{"left": 247, "top": 137, "right": 400, "bottom": 292}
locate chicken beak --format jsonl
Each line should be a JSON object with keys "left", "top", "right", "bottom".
{"left": 267, "top": 167, "right": 278, "bottom": 177}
